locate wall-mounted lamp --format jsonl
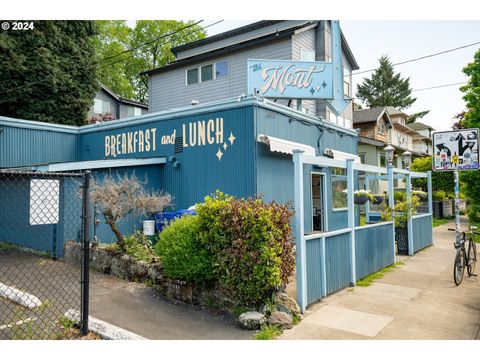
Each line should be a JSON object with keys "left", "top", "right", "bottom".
{"left": 402, "top": 150, "right": 412, "bottom": 170}
{"left": 383, "top": 144, "right": 395, "bottom": 166}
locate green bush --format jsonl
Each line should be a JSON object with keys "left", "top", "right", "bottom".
{"left": 197, "top": 191, "right": 295, "bottom": 306}
{"left": 103, "top": 231, "right": 156, "bottom": 262}
{"left": 410, "top": 156, "right": 454, "bottom": 192}
{"left": 155, "top": 215, "right": 214, "bottom": 282}
{"left": 432, "top": 191, "right": 446, "bottom": 201}
{"left": 394, "top": 191, "right": 406, "bottom": 202}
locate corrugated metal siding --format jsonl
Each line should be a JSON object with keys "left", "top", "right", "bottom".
{"left": 0, "top": 126, "right": 78, "bottom": 168}
{"left": 325, "top": 232, "right": 351, "bottom": 294}
{"left": 412, "top": 214, "right": 433, "bottom": 253}
{"left": 306, "top": 238, "right": 324, "bottom": 304}
{"left": 149, "top": 38, "right": 292, "bottom": 113}
{"left": 0, "top": 175, "right": 80, "bottom": 256}
{"left": 355, "top": 223, "right": 395, "bottom": 280}
{"left": 254, "top": 107, "right": 357, "bottom": 232}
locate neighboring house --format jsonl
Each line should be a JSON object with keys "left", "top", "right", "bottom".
{"left": 354, "top": 106, "right": 422, "bottom": 190}
{"left": 88, "top": 84, "right": 148, "bottom": 124}
{"left": 407, "top": 122, "right": 435, "bottom": 156}
{"left": 143, "top": 20, "right": 359, "bottom": 129}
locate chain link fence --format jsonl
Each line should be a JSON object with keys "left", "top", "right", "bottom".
{"left": 0, "top": 171, "right": 90, "bottom": 340}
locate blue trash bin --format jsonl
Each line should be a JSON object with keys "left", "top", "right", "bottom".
{"left": 154, "top": 212, "right": 176, "bottom": 232}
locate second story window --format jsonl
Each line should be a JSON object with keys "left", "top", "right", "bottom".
{"left": 300, "top": 49, "right": 315, "bottom": 61}
{"left": 186, "top": 68, "right": 199, "bottom": 85}
{"left": 93, "top": 99, "right": 111, "bottom": 115}
{"left": 187, "top": 60, "right": 229, "bottom": 86}
{"left": 201, "top": 64, "right": 213, "bottom": 82}
{"left": 127, "top": 106, "right": 142, "bottom": 117}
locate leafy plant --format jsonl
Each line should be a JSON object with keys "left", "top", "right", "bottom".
{"left": 255, "top": 324, "right": 283, "bottom": 340}
{"left": 156, "top": 215, "right": 214, "bottom": 282}
{"left": 380, "top": 195, "right": 420, "bottom": 228}
{"left": 432, "top": 191, "right": 446, "bottom": 201}
{"left": 196, "top": 191, "right": 295, "bottom": 306}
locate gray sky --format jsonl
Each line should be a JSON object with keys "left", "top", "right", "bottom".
{"left": 207, "top": 20, "right": 480, "bottom": 131}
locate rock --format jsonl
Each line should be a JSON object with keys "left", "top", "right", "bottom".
{"left": 147, "top": 263, "right": 164, "bottom": 284}
{"left": 274, "top": 292, "right": 301, "bottom": 316}
{"left": 90, "top": 248, "right": 112, "bottom": 273}
{"left": 276, "top": 303, "right": 292, "bottom": 317}
{"left": 129, "top": 260, "right": 149, "bottom": 281}
{"left": 238, "top": 311, "right": 266, "bottom": 330}
{"left": 63, "top": 241, "right": 81, "bottom": 265}
{"left": 110, "top": 254, "right": 133, "bottom": 279}
{"left": 259, "top": 304, "right": 270, "bottom": 315}
{"left": 268, "top": 311, "right": 293, "bottom": 330}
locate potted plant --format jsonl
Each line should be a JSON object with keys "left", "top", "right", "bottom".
{"left": 412, "top": 190, "right": 427, "bottom": 200}
{"left": 381, "top": 195, "right": 420, "bottom": 255}
{"left": 371, "top": 193, "right": 386, "bottom": 205}
{"left": 353, "top": 190, "right": 373, "bottom": 205}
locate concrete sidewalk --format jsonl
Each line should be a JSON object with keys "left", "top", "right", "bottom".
{"left": 89, "top": 274, "right": 254, "bottom": 340}
{"left": 281, "top": 219, "right": 480, "bottom": 340}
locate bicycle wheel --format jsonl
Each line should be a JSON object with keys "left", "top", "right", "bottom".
{"left": 467, "top": 241, "right": 477, "bottom": 276}
{"left": 454, "top": 247, "right": 466, "bottom": 286}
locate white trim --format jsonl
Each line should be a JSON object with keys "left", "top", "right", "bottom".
{"left": 311, "top": 172, "right": 327, "bottom": 232}
{"left": 411, "top": 213, "right": 432, "bottom": 220}
{"left": 354, "top": 221, "right": 394, "bottom": 231}
{"left": 33, "top": 157, "right": 166, "bottom": 172}
{"left": 305, "top": 227, "right": 352, "bottom": 241}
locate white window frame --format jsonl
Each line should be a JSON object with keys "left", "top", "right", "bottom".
{"left": 186, "top": 67, "right": 200, "bottom": 86}
{"left": 186, "top": 59, "right": 230, "bottom": 86}
{"left": 93, "top": 99, "right": 103, "bottom": 114}
{"left": 310, "top": 172, "right": 328, "bottom": 232}
{"left": 200, "top": 64, "right": 214, "bottom": 82}
{"left": 214, "top": 59, "right": 229, "bottom": 79}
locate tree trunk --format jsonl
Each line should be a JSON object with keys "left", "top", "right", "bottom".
{"left": 105, "top": 218, "right": 127, "bottom": 252}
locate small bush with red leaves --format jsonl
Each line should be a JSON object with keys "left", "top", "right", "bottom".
{"left": 196, "top": 191, "right": 295, "bottom": 306}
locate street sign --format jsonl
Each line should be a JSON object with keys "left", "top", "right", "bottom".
{"left": 432, "top": 128, "right": 480, "bottom": 171}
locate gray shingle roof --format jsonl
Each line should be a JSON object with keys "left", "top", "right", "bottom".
{"left": 353, "top": 107, "right": 387, "bottom": 124}
{"left": 407, "top": 122, "right": 435, "bottom": 131}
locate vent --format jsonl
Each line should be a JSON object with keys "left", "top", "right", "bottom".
{"left": 175, "top": 136, "right": 183, "bottom": 154}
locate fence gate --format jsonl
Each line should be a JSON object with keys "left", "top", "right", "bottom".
{"left": 0, "top": 171, "right": 90, "bottom": 339}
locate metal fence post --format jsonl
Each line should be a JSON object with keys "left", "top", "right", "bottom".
{"left": 80, "top": 171, "right": 91, "bottom": 336}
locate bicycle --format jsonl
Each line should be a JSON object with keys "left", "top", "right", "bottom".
{"left": 448, "top": 226, "right": 478, "bottom": 286}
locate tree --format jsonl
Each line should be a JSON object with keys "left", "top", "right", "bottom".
{"left": 410, "top": 156, "right": 453, "bottom": 192}
{"left": 356, "top": 55, "right": 428, "bottom": 122}
{"left": 91, "top": 174, "right": 172, "bottom": 252}
{"left": 95, "top": 20, "right": 206, "bottom": 103}
{"left": 0, "top": 21, "right": 98, "bottom": 125}
{"left": 458, "top": 49, "right": 480, "bottom": 222}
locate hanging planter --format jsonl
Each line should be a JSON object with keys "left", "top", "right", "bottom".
{"left": 371, "top": 194, "right": 385, "bottom": 205}
{"left": 354, "top": 190, "right": 372, "bottom": 205}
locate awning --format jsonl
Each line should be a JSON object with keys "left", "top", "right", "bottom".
{"left": 31, "top": 157, "right": 166, "bottom": 172}
{"left": 324, "top": 148, "right": 361, "bottom": 164}
{"left": 257, "top": 134, "right": 316, "bottom": 156}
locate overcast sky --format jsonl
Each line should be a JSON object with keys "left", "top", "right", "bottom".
{"left": 206, "top": 20, "right": 480, "bottom": 131}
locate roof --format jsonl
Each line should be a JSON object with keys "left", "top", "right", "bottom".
{"left": 393, "top": 122, "right": 418, "bottom": 135}
{"left": 406, "top": 122, "right": 435, "bottom": 131}
{"left": 143, "top": 20, "right": 359, "bottom": 77}
{"left": 386, "top": 106, "right": 408, "bottom": 118}
{"left": 99, "top": 84, "right": 148, "bottom": 109}
{"left": 353, "top": 107, "right": 392, "bottom": 127}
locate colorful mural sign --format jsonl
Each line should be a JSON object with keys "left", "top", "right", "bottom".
{"left": 247, "top": 59, "right": 334, "bottom": 99}
{"left": 432, "top": 129, "right": 480, "bottom": 171}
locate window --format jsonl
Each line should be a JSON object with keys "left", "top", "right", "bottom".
{"left": 358, "top": 153, "right": 366, "bottom": 176}
{"left": 215, "top": 60, "right": 228, "bottom": 78}
{"left": 344, "top": 81, "right": 350, "bottom": 97}
{"left": 300, "top": 49, "right": 315, "bottom": 61}
{"left": 201, "top": 64, "right": 213, "bottom": 82}
{"left": 332, "top": 167, "right": 347, "bottom": 210}
{"left": 93, "top": 99, "right": 102, "bottom": 114}
{"left": 186, "top": 68, "right": 199, "bottom": 85}
{"left": 127, "top": 106, "right": 142, "bottom": 117}
{"left": 93, "top": 99, "right": 111, "bottom": 115}
{"left": 187, "top": 60, "right": 229, "bottom": 86}
{"left": 378, "top": 121, "right": 385, "bottom": 134}
{"left": 380, "top": 153, "right": 387, "bottom": 167}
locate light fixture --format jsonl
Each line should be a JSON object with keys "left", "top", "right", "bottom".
{"left": 383, "top": 145, "right": 395, "bottom": 166}
{"left": 402, "top": 150, "right": 412, "bottom": 170}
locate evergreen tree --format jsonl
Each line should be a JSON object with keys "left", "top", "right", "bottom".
{"left": 0, "top": 21, "right": 98, "bottom": 126}
{"left": 458, "top": 49, "right": 480, "bottom": 222}
{"left": 356, "top": 55, "right": 416, "bottom": 110}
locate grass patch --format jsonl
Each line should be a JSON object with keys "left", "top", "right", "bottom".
{"left": 0, "top": 241, "right": 17, "bottom": 251}
{"left": 292, "top": 313, "right": 301, "bottom": 326}
{"left": 356, "top": 261, "right": 404, "bottom": 287}
{"left": 432, "top": 218, "right": 449, "bottom": 227}
{"left": 255, "top": 325, "right": 283, "bottom": 340}
{"left": 58, "top": 316, "right": 76, "bottom": 330}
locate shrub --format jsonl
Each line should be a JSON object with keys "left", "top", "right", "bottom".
{"left": 410, "top": 156, "right": 454, "bottom": 192}
{"left": 381, "top": 196, "right": 420, "bottom": 228}
{"left": 196, "top": 191, "right": 295, "bottom": 306}
{"left": 155, "top": 215, "right": 214, "bottom": 282}
{"left": 102, "top": 231, "right": 156, "bottom": 262}
{"left": 432, "top": 191, "right": 446, "bottom": 201}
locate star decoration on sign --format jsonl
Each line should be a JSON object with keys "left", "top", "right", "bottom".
{"left": 223, "top": 142, "right": 228, "bottom": 151}
{"left": 229, "top": 132, "right": 236, "bottom": 145}
{"left": 322, "top": 81, "right": 327, "bottom": 89}
{"left": 216, "top": 149, "right": 223, "bottom": 161}
{"left": 309, "top": 87, "right": 315, "bottom": 95}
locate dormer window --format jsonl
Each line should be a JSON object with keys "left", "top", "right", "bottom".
{"left": 186, "top": 60, "right": 229, "bottom": 86}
